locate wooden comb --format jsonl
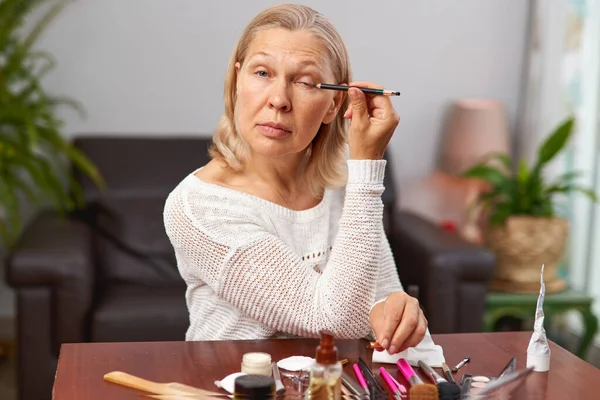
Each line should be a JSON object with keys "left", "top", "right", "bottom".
{"left": 103, "top": 371, "right": 223, "bottom": 397}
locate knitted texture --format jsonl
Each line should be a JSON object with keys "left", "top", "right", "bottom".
{"left": 163, "top": 159, "right": 403, "bottom": 341}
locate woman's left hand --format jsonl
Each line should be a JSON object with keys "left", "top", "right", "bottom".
{"left": 369, "top": 291, "right": 428, "bottom": 354}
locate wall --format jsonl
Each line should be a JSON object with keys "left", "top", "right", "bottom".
{"left": 38, "top": 0, "right": 530, "bottom": 188}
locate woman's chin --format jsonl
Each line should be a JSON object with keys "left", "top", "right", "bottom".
{"left": 249, "top": 140, "right": 302, "bottom": 160}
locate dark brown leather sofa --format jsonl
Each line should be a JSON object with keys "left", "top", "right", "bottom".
{"left": 5, "top": 136, "right": 495, "bottom": 400}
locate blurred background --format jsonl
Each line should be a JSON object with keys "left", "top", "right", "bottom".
{"left": 1, "top": 1, "right": 599, "bottom": 399}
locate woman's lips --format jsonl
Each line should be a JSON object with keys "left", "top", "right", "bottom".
{"left": 258, "top": 124, "right": 292, "bottom": 138}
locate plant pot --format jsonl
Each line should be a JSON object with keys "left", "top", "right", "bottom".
{"left": 484, "top": 216, "right": 569, "bottom": 293}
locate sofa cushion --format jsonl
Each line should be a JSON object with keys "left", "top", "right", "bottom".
{"left": 72, "top": 136, "right": 213, "bottom": 200}
{"left": 95, "top": 196, "right": 182, "bottom": 284}
{"left": 91, "top": 284, "right": 189, "bottom": 342}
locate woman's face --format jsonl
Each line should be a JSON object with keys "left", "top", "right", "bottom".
{"left": 234, "top": 28, "right": 343, "bottom": 160}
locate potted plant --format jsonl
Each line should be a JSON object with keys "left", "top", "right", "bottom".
{"left": 0, "top": 0, "right": 103, "bottom": 248}
{"left": 462, "top": 116, "right": 597, "bottom": 293}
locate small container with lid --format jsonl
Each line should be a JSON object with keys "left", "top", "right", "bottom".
{"left": 233, "top": 374, "right": 275, "bottom": 399}
{"left": 241, "top": 352, "right": 272, "bottom": 376}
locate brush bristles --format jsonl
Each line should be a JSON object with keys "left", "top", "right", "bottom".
{"left": 409, "top": 383, "right": 439, "bottom": 400}
{"left": 438, "top": 382, "right": 461, "bottom": 400}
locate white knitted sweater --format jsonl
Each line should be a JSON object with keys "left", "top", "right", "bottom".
{"left": 163, "top": 159, "right": 403, "bottom": 341}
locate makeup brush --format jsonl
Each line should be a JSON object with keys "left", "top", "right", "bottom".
{"left": 418, "top": 360, "right": 460, "bottom": 400}
{"left": 452, "top": 356, "right": 470, "bottom": 372}
{"left": 357, "top": 357, "right": 386, "bottom": 397}
{"left": 397, "top": 358, "right": 438, "bottom": 400}
{"left": 341, "top": 370, "right": 367, "bottom": 398}
{"left": 271, "top": 362, "right": 285, "bottom": 397}
{"left": 441, "top": 362, "right": 455, "bottom": 384}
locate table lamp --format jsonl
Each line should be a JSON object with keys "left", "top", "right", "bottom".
{"left": 440, "top": 99, "right": 511, "bottom": 242}
{"left": 399, "top": 99, "right": 511, "bottom": 244}
{"left": 438, "top": 98, "right": 511, "bottom": 175}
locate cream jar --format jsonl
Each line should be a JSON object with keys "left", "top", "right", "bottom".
{"left": 241, "top": 352, "right": 272, "bottom": 376}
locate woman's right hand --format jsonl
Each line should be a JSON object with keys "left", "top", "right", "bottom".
{"left": 343, "top": 81, "right": 400, "bottom": 160}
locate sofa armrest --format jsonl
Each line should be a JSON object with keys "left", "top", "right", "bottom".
{"left": 390, "top": 211, "right": 495, "bottom": 333}
{"left": 6, "top": 210, "right": 95, "bottom": 345}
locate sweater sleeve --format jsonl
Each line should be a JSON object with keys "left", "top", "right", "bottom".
{"left": 375, "top": 231, "right": 404, "bottom": 302}
{"left": 164, "top": 160, "right": 388, "bottom": 339}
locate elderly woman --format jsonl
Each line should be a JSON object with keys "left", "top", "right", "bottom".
{"left": 164, "top": 4, "right": 427, "bottom": 355}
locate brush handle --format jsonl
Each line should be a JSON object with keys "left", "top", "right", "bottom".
{"left": 418, "top": 360, "right": 446, "bottom": 384}
{"left": 103, "top": 371, "right": 209, "bottom": 396}
{"left": 271, "top": 363, "right": 285, "bottom": 394}
{"left": 441, "top": 362, "right": 455, "bottom": 384}
{"left": 397, "top": 358, "right": 424, "bottom": 386}
{"left": 388, "top": 375, "right": 408, "bottom": 396}
{"left": 147, "top": 396, "right": 231, "bottom": 400}
{"left": 379, "top": 367, "right": 398, "bottom": 392}
{"left": 352, "top": 363, "right": 370, "bottom": 396}
{"left": 341, "top": 371, "right": 366, "bottom": 397}
{"left": 104, "top": 371, "right": 165, "bottom": 394}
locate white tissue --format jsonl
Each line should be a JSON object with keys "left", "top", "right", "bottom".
{"left": 214, "top": 372, "right": 247, "bottom": 394}
{"left": 372, "top": 329, "right": 446, "bottom": 367}
{"left": 277, "top": 356, "right": 315, "bottom": 371}
{"left": 526, "top": 264, "right": 551, "bottom": 372}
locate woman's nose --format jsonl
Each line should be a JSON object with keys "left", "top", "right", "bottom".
{"left": 267, "top": 81, "right": 292, "bottom": 112}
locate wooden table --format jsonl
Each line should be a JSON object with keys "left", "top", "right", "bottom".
{"left": 53, "top": 332, "right": 600, "bottom": 399}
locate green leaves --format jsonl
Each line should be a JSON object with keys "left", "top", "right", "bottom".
{"left": 461, "top": 116, "right": 598, "bottom": 226}
{"left": 462, "top": 164, "right": 507, "bottom": 187}
{"left": 537, "top": 117, "right": 575, "bottom": 165}
{"left": 546, "top": 184, "right": 598, "bottom": 203}
{"left": 0, "top": 0, "right": 103, "bottom": 248}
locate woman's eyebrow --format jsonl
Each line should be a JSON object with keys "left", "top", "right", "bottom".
{"left": 296, "top": 59, "right": 322, "bottom": 69}
{"left": 247, "top": 51, "right": 272, "bottom": 61}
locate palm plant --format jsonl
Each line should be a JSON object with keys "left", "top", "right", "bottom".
{"left": 462, "top": 116, "right": 598, "bottom": 225}
{"left": 0, "top": 0, "right": 103, "bottom": 248}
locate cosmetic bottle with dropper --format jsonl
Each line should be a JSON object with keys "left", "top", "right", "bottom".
{"left": 306, "top": 332, "right": 342, "bottom": 399}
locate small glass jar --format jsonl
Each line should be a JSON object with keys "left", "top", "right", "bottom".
{"left": 241, "top": 352, "right": 272, "bottom": 376}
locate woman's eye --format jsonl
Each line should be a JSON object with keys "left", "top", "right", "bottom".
{"left": 256, "top": 71, "right": 268, "bottom": 78}
{"left": 297, "top": 81, "right": 313, "bottom": 88}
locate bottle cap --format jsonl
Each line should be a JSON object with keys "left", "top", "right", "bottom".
{"left": 316, "top": 332, "right": 338, "bottom": 365}
{"left": 234, "top": 374, "right": 275, "bottom": 399}
{"left": 526, "top": 353, "right": 550, "bottom": 372}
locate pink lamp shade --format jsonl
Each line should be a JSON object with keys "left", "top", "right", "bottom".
{"left": 439, "top": 99, "right": 511, "bottom": 175}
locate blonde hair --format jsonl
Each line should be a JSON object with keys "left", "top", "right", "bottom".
{"left": 209, "top": 4, "right": 351, "bottom": 196}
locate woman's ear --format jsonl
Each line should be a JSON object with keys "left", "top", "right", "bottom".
{"left": 322, "top": 88, "right": 346, "bottom": 124}
{"left": 235, "top": 62, "right": 241, "bottom": 93}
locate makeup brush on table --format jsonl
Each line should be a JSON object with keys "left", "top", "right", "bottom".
{"left": 441, "top": 362, "right": 455, "bottom": 384}
{"left": 418, "top": 360, "right": 460, "bottom": 400}
{"left": 379, "top": 367, "right": 406, "bottom": 400}
{"left": 104, "top": 371, "right": 226, "bottom": 398}
{"left": 397, "top": 358, "right": 438, "bottom": 400}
